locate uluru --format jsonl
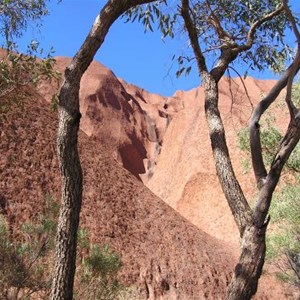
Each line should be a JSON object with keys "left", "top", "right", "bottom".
{"left": 0, "top": 49, "right": 296, "bottom": 299}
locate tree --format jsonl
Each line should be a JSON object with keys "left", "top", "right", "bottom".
{"left": 50, "top": 1, "right": 158, "bottom": 299}
{"left": 0, "top": 0, "right": 58, "bottom": 119}
{"left": 179, "top": 0, "right": 300, "bottom": 299}
{"left": 237, "top": 79, "right": 300, "bottom": 289}
{"left": 0, "top": 0, "right": 48, "bottom": 47}
{"left": 126, "top": 0, "right": 300, "bottom": 297}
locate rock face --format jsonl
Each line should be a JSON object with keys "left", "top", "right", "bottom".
{"left": 0, "top": 80, "right": 235, "bottom": 300}
{"left": 38, "top": 57, "right": 170, "bottom": 182}
{"left": 0, "top": 52, "right": 293, "bottom": 299}
{"left": 146, "top": 77, "right": 278, "bottom": 246}
{"left": 41, "top": 58, "right": 279, "bottom": 247}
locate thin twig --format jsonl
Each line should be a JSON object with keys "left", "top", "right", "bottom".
{"left": 228, "top": 65, "right": 254, "bottom": 110}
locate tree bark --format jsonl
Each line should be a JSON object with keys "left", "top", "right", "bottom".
{"left": 50, "top": 79, "right": 82, "bottom": 300}
{"left": 202, "top": 74, "right": 253, "bottom": 235}
{"left": 249, "top": 52, "right": 300, "bottom": 189}
{"left": 202, "top": 74, "right": 273, "bottom": 300}
{"left": 180, "top": 0, "right": 300, "bottom": 299}
{"left": 226, "top": 224, "right": 267, "bottom": 299}
{"left": 227, "top": 109, "right": 300, "bottom": 299}
{"left": 181, "top": 0, "right": 252, "bottom": 237}
{"left": 50, "top": 1, "right": 156, "bottom": 299}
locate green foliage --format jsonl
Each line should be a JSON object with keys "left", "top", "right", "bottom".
{"left": 0, "top": 216, "right": 27, "bottom": 297}
{"left": 292, "top": 76, "right": 300, "bottom": 109}
{"left": 75, "top": 239, "right": 124, "bottom": 300}
{"left": 237, "top": 115, "right": 283, "bottom": 170}
{"left": 193, "top": 0, "right": 293, "bottom": 71}
{"left": 0, "top": 45, "right": 60, "bottom": 120}
{"left": 77, "top": 227, "right": 90, "bottom": 250}
{"left": 0, "top": 194, "right": 124, "bottom": 299}
{"left": 266, "top": 182, "right": 300, "bottom": 287}
{"left": 123, "top": 1, "right": 174, "bottom": 37}
{"left": 50, "top": 94, "right": 59, "bottom": 112}
{"left": 84, "top": 244, "right": 122, "bottom": 278}
{"left": 0, "top": 194, "right": 59, "bottom": 299}
{"left": 124, "top": 1, "right": 192, "bottom": 77}
{"left": 0, "top": 0, "right": 48, "bottom": 46}
{"left": 237, "top": 127, "right": 250, "bottom": 152}
{"left": 124, "top": 1, "right": 295, "bottom": 78}
{"left": 286, "top": 144, "right": 300, "bottom": 172}
{"left": 0, "top": 0, "right": 60, "bottom": 120}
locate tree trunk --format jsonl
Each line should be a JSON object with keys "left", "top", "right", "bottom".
{"left": 226, "top": 224, "right": 267, "bottom": 300}
{"left": 50, "top": 1, "right": 156, "bottom": 299}
{"left": 50, "top": 83, "right": 82, "bottom": 300}
{"left": 202, "top": 75, "right": 267, "bottom": 300}
{"left": 203, "top": 74, "right": 252, "bottom": 234}
{"left": 180, "top": 0, "right": 300, "bottom": 299}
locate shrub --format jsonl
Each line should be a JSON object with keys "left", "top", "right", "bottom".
{"left": 0, "top": 194, "right": 124, "bottom": 299}
{"left": 267, "top": 182, "right": 300, "bottom": 288}
{"left": 75, "top": 238, "right": 124, "bottom": 300}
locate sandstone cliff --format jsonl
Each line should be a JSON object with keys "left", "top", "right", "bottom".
{"left": 0, "top": 52, "right": 292, "bottom": 298}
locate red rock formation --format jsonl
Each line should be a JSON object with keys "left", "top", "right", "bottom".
{"left": 1, "top": 81, "right": 236, "bottom": 299}
{"left": 147, "top": 76, "right": 280, "bottom": 246}
{"left": 37, "top": 57, "right": 170, "bottom": 182}
{"left": 0, "top": 50, "right": 293, "bottom": 298}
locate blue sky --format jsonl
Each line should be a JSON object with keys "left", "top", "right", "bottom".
{"left": 10, "top": 0, "right": 300, "bottom": 96}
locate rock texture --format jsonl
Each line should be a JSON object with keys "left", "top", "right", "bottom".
{"left": 0, "top": 51, "right": 294, "bottom": 299}
{"left": 0, "top": 84, "right": 235, "bottom": 300}
{"left": 147, "top": 77, "right": 278, "bottom": 246}
{"left": 37, "top": 57, "right": 170, "bottom": 182}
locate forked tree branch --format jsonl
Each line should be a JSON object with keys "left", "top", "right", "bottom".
{"left": 251, "top": 0, "right": 300, "bottom": 225}
{"left": 181, "top": 0, "right": 253, "bottom": 236}
{"left": 254, "top": 110, "right": 300, "bottom": 226}
{"left": 249, "top": 56, "right": 300, "bottom": 189}
{"left": 237, "top": 4, "right": 284, "bottom": 52}
{"left": 249, "top": 0, "right": 300, "bottom": 190}
{"left": 205, "top": 0, "right": 233, "bottom": 42}
{"left": 210, "top": 3, "right": 284, "bottom": 80}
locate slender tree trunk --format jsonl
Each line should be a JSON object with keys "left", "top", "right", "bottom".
{"left": 203, "top": 74, "right": 252, "bottom": 234}
{"left": 202, "top": 75, "right": 266, "bottom": 300}
{"left": 181, "top": 1, "right": 300, "bottom": 298}
{"left": 50, "top": 82, "right": 82, "bottom": 299}
{"left": 50, "top": 1, "right": 156, "bottom": 299}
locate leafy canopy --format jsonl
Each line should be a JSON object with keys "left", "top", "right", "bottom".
{"left": 0, "top": 0, "right": 60, "bottom": 119}
{"left": 124, "top": 0, "right": 295, "bottom": 76}
{"left": 0, "top": 0, "right": 48, "bottom": 47}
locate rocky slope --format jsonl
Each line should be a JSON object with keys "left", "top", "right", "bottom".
{"left": 0, "top": 51, "right": 294, "bottom": 298}
{"left": 42, "top": 57, "right": 283, "bottom": 247}
{"left": 146, "top": 77, "right": 279, "bottom": 246}
{"left": 0, "top": 82, "right": 235, "bottom": 299}
{"left": 37, "top": 56, "right": 170, "bottom": 182}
